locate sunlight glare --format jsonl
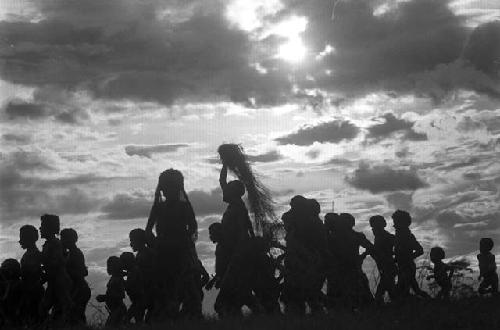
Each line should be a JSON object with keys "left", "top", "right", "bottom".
{"left": 277, "top": 38, "right": 307, "bottom": 63}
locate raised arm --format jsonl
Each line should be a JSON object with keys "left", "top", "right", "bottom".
{"left": 219, "top": 164, "right": 228, "bottom": 189}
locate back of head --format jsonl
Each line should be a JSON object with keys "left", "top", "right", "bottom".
{"left": 430, "top": 247, "right": 445, "bottom": 261}
{"left": 1, "top": 258, "right": 21, "bottom": 279}
{"left": 339, "top": 213, "right": 355, "bottom": 229}
{"left": 308, "top": 199, "right": 321, "bottom": 216}
{"left": 369, "top": 215, "right": 386, "bottom": 229}
{"left": 209, "top": 222, "right": 222, "bottom": 234}
{"left": 324, "top": 213, "right": 339, "bottom": 231}
{"left": 107, "top": 256, "right": 122, "bottom": 274}
{"left": 41, "top": 214, "right": 60, "bottom": 234}
{"left": 480, "top": 238, "right": 494, "bottom": 252}
{"left": 119, "top": 252, "right": 135, "bottom": 269}
{"left": 290, "top": 195, "right": 307, "bottom": 211}
{"left": 60, "top": 228, "right": 78, "bottom": 245}
{"left": 226, "top": 180, "right": 245, "bottom": 198}
{"left": 158, "top": 168, "right": 184, "bottom": 196}
{"left": 129, "top": 228, "right": 146, "bottom": 245}
{"left": 392, "top": 210, "right": 412, "bottom": 228}
{"left": 20, "top": 224, "right": 39, "bottom": 243}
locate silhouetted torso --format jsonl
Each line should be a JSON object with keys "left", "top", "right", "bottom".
{"left": 221, "top": 199, "right": 252, "bottom": 253}
{"left": 151, "top": 200, "right": 197, "bottom": 245}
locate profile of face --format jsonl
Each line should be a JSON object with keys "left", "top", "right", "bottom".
{"left": 222, "top": 181, "right": 244, "bottom": 203}
{"left": 39, "top": 223, "right": 50, "bottom": 239}
{"left": 129, "top": 238, "right": 140, "bottom": 252}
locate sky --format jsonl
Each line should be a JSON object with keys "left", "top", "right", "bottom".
{"left": 0, "top": 0, "right": 499, "bottom": 312}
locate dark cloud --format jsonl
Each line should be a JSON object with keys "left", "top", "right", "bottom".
{"left": 246, "top": 150, "right": 283, "bottom": 163}
{"left": 277, "top": 0, "right": 499, "bottom": 100}
{"left": 0, "top": 0, "right": 291, "bottom": 108}
{"left": 276, "top": 120, "right": 359, "bottom": 146}
{"left": 100, "top": 187, "right": 225, "bottom": 220}
{"left": 100, "top": 191, "right": 151, "bottom": 220}
{"left": 463, "top": 21, "right": 500, "bottom": 78}
{"left": 385, "top": 192, "right": 413, "bottom": 211}
{"left": 125, "top": 144, "right": 189, "bottom": 158}
{"left": 366, "top": 113, "right": 427, "bottom": 142}
{"left": 4, "top": 101, "right": 46, "bottom": 119}
{"left": 188, "top": 188, "right": 224, "bottom": 217}
{"left": 3, "top": 90, "right": 89, "bottom": 124}
{"left": 2, "top": 133, "right": 32, "bottom": 144}
{"left": 0, "top": 151, "right": 130, "bottom": 221}
{"left": 346, "top": 162, "right": 427, "bottom": 193}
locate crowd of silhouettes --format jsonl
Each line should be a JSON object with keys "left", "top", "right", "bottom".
{"left": 1, "top": 166, "right": 499, "bottom": 327}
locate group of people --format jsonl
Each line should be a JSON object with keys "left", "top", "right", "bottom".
{"left": 1, "top": 165, "right": 498, "bottom": 327}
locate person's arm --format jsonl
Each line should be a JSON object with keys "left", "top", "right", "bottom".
{"left": 145, "top": 196, "right": 158, "bottom": 235}
{"left": 411, "top": 235, "right": 424, "bottom": 259}
{"left": 219, "top": 164, "right": 228, "bottom": 189}
{"left": 185, "top": 203, "right": 198, "bottom": 240}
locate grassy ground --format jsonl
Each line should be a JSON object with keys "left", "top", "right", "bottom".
{"left": 87, "top": 296, "right": 499, "bottom": 330}
{"left": 4, "top": 297, "right": 499, "bottom": 330}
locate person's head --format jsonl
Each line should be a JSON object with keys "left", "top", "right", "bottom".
{"left": 430, "top": 247, "right": 445, "bottom": 263}
{"left": 158, "top": 169, "right": 184, "bottom": 201}
{"left": 392, "top": 210, "right": 411, "bottom": 230}
{"left": 129, "top": 228, "right": 146, "bottom": 252}
{"left": 19, "top": 224, "right": 39, "bottom": 249}
{"left": 222, "top": 180, "right": 245, "bottom": 203}
{"left": 60, "top": 228, "right": 78, "bottom": 249}
{"left": 369, "top": 215, "right": 387, "bottom": 233}
{"left": 480, "top": 238, "right": 494, "bottom": 253}
{"left": 0, "top": 258, "right": 21, "bottom": 280}
{"left": 290, "top": 195, "right": 307, "bottom": 212}
{"left": 324, "top": 213, "right": 340, "bottom": 232}
{"left": 106, "top": 256, "right": 123, "bottom": 276}
{"left": 119, "top": 252, "right": 135, "bottom": 271}
{"left": 208, "top": 222, "right": 223, "bottom": 243}
{"left": 339, "top": 213, "right": 355, "bottom": 229}
{"left": 40, "top": 214, "right": 60, "bottom": 239}
{"left": 308, "top": 199, "right": 321, "bottom": 217}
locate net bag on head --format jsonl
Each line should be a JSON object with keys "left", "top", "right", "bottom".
{"left": 218, "top": 144, "right": 276, "bottom": 233}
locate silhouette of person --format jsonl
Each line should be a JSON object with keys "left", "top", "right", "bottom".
{"left": 129, "top": 228, "right": 156, "bottom": 321}
{"left": 18, "top": 225, "right": 44, "bottom": 326}
{"left": 338, "top": 213, "right": 374, "bottom": 309}
{"left": 477, "top": 238, "right": 498, "bottom": 295}
{"left": 96, "top": 256, "right": 126, "bottom": 327}
{"left": 60, "top": 228, "right": 90, "bottom": 325}
{"left": 281, "top": 196, "right": 327, "bottom": 315}
{"left": 369, "top": 215, "right": 396, "bottom": 303}
{"left": 145, "top": 169, "right": 198, "bottom": 319}
{"left": 39, "top": 214, "right": 73, "bottom": 325}
{"left": 392, "top": 210, "right": 429, "bottom": 299}
{"left": 0, "top": 259, "right": 22, "bottom": 326}
{"left": 214, "top": 163, "right": 257, "bottom": 317}
{"left": 324, "top": 212, "right": 342, "bottom": 309}
{"left": 179, "top": 246, "right": 209, "bottom": 319}
{"left": 428, "top": 247, "right": 453, "bottom": 299}
{"left": 206, "top": 222, "right": 228, "bottom": 290}
{"left": 120, "top": 252, "right": 145, "bottom": 323}
{"left": 250, "top": 237, "right": 281, "bottom": 314}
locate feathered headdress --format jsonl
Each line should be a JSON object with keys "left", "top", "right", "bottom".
{"left": 218, "top": 144, "right": 277, "bottom": 233}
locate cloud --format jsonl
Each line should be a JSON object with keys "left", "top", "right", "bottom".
{"left": 124, "top": 144, "right": 189, "bottom": 158}
{"left": 275, "top": 120, "right": 359, "bottom": 146}
{"left": 188, "top": 188, "right": 225, "bottom": 216}
{"left": 100, "top": 187, "right": 225, "bottom": 220}
{"left": 346, "top": 162, "right": 427, "bottom": 193}
{"left": 0, "top": 0, "right": 291, "bottom": 108}
{"left": 4, "top": 101, "right": 46, "bottom": 119}
{"left": 366, "top": 113, "right": 427, "bottom": 142}
{"left": 100, "top": 191, "right": 151, "bottom": 220}
{"left": 246, "top": 150, "right": 283, "bottom": 163}
{"left": 2, "top": 133, "right": 32, "bottom": 144}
